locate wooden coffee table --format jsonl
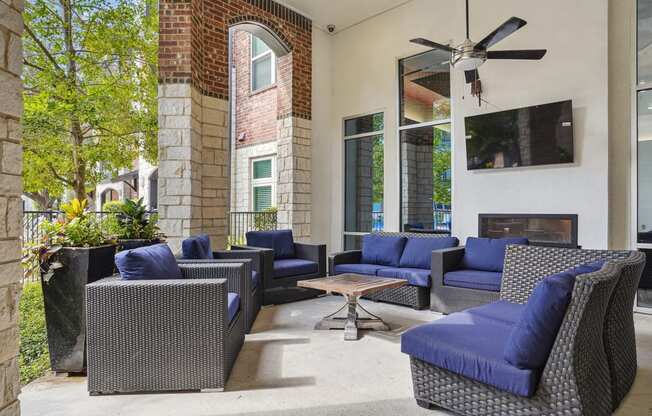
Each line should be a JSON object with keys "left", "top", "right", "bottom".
{"left": 298, "top": 274, "right": 407, "bottom": 341}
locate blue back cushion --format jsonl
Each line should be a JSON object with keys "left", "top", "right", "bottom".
{"left": 115, "top": 243, "right": 183, "bottom": 280}
{"left": 399, "top": 237, "right": 459, "bottom": 269}
{"left": 181, "top": 234, "right": 214, "bottom": 260}
{"left": 361, "top": 234, "right": 407, "bottom": 267}
{"left": 246, "top": 229, "right": 295, "bottom": 259}
{"left": 462, "top": 237, "right": 529, "bottom": 272}
{"left": 504, "top": 261, "right": 604, "bottom": 369}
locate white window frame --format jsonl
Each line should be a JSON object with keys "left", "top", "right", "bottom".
{"left": 250, "top": 34, "right": 276, "bottom": 93}
{"left": 250, "top": 156, "right": 276, "bottom": 212}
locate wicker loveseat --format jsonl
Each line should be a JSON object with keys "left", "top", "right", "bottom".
{"left": 329, "top": 232, "right": 459, "bottom": 310}
{"left": 86, "top": 261, "right": 248, "bottom": 394}
{"left": 402, "top": 245, "right": 645, "bottom": 415}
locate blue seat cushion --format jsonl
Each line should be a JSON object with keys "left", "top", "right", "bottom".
{"left": 273, "top": 258, "right": 318, "bottom": 279}
{"left": 181, "top": 234, "right": 213, "bottom": 260}
{"left": 466, "top": 300, "right": 526, "bottom": 326}
{"left": 252, "top": 270, "right": 259, "bottom": 290}
{"left": 399, "top": 237, "right": 459, "bottom": 269}
{"left": 333, "top": 263, "right": 384, "bottom": 276}
{"left": 462, "top": 237, "right": 529, "bottom": 272}
{"left": 401, "top": 311, "right": 539, "bottom": 397}
{"left": 377, "top": 267, "right": 431, "bottom": 288}
{"left": 246, "top": 229, "right": 295, "bottom": 259}
{"left": 504, "top": 261, "right": 604, "bottom": 369}
{"left": 227, "top": 292, "right": 240, "bottom": 324}
{"left": 361, "top": 234, "right": 407, "bottom": 267}
{"left": 115, "top": 243, "right": 183, "bottom": 280}
{"left": 443, "top": 269, "right": 502, "bottom": 292}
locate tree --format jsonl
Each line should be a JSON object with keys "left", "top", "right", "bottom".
{"left": 432, "top": 128, "right": 451, "bottom": 206}
{"left": 22, "top": 0, "right": 158, "bottom": 206}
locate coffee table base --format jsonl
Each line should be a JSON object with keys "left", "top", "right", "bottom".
{"left": 315, "top": 295, "right": 390, "bottom": 341}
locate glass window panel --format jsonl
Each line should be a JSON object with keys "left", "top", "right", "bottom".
{"left": 253, "top": 186, "right": 272, "bottom": 211}
{"left": 253, "top": 159, "right": 272, "bottom": 179}
{"left": 638, "top": 90, "right": 652, "bottom": 242}
{"left": 252, "top": 35, "right": 271, "bottom": 57}
{"left": 252, "top": 55, "right": 273, "bottom": 91}
{"left": 399, "top": 49, "right": 451, "bottom": 126}
{"left": 400, "top": 124, "right": 452, "bottom": 232}
{"left": 344, "top": 113, "right": 384, "bottom": 137}
{"left": 344, "top": 134, "right": 384, "bottom": 233}
{"left": 344, "top": 235, "right": 364, "bottom": 251}
{"left": 639, "top": 0, "right": 652, "bottom": 86}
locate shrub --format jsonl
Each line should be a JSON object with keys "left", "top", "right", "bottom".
{"left": 102, "top": 198, "right": 162, "bottom": 241}
{"left": 19, "top": 282, "right": 50, "bottom": 385}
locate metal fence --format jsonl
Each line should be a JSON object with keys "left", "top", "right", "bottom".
{"left": 228, "top": 211, "right": 278, "bottom": 247}
{"left": 22, "top": 211, "right": 121, "bottom": 246}
{"left": 434, "top": 207, "right": 452, "bottom": 232}
{"left": 372, "top": 211, "right": 384, "bottom": 232}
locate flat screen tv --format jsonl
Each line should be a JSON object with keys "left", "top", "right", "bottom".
{"left": 465, "top": 100, "right": 574, "bottom": 170}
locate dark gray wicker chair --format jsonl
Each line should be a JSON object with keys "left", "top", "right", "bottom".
{"left": 430, "top": 246, "right": 500, "bottom": 314}
{"left": 409, "top": 245, "right": 645, "bottom": 415}
{"left": 329, "top": 232, "right": 452, "bottom": 310}
{"left": 232, "top": 243, "right": 326, "bottom": 305}
{"left": 86, "top": 262, "right": 247, "bottom": 394}
{"left": 178, "top": 249, "right": 261, "bottom": 333}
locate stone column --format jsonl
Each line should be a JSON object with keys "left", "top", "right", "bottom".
{"left": 0, "top": 1, "right": 24, "bottom": 415}
{"left": 276, "top": 116, "right": 312, "bottom": 240}
{"left": 158, "top": 84, "right": 229, "bottom": 252}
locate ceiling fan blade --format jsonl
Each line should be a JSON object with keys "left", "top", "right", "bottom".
{"left": 464, "top": 69, "right": 479, "bottom": 84}
{"left": 487, "top": 49, "right": 547, "bottom": 60}
{"left": 410, "top": 38, "right": 456, "bottom": 53}
{"left": 475, "top": 17, "right": 527, "bottom": 50}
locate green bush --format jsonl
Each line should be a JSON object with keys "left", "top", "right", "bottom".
{"left": 19, "top": 282, "right": 50, "bottom": 385}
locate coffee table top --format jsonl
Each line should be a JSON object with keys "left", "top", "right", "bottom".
{"left": 297, "top": 274, "right": 407, "bottom": 297}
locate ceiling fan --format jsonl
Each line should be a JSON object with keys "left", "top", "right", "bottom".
{"left": 410, "top": 0, "right": 547, "bottom": 85}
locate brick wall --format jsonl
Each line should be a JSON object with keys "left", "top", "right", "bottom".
{"left": 159, "top": 0, "right": 312, "bottom": 119}
{"left": 0, "top": 1, "right": 23, "bottom": 416}
{"left": 232, "top": 30, "right": 278, "bottom": 148}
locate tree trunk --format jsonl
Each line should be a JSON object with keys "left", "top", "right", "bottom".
{"left": 62, "top": 0, "right": 87, "bottom": 203}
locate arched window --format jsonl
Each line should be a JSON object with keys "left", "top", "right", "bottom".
{"left": 100, "top": 189, "right": 119, "bottom": 208}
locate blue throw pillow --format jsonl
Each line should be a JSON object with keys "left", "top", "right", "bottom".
{"left": 361, "top": 234, "right": 407, "bottom": 267}
{"left": 246, "top": 229, "right": 295, "bottom": 259}
{"left": 181, "top": 234, "right": 214, "bottom": 260}
{"left": 504, "top": 261, "right": 604, "bottom": 369}
{"left": 115, "top": 243, "right": 183, "bottom": 280}
{"left": 399, "top": 237, "right": 460, "bottom": 269}
{"left": 462, "top": 237, "right": 529, "bottom": 272}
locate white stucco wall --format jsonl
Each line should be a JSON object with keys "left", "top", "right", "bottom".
{"left": 314, "top": 0, "right": 611, "bottom": 251}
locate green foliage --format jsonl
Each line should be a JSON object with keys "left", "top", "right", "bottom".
{"left": 432, "top": 128, "right": 452, "bottom": 206}
{"left": 254, "top": 207, "right": 278, "bottom": 231}
{"left": 372, "top": 136, "right": 384, "bottom": 206}
{"left": 61, "top": 198, "right": 87, "bottom": 221}
{"left": 102, "top": 200, "right": 125, "bottom": 213}
{"left": 19, "top": 282, "right": 50, "bottom": 385}
{"left": 41, "top": 216, "right": 108, "bottom": 248}
{"left": 103, "top": 198, "right": 162, "bottom": 240}
{"left": 22, "top": 0, "right": 159, "bottom": 202}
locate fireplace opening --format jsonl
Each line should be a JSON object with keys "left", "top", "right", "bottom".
{"left": 479, "top": 214, "right": 578, "bottom": 248}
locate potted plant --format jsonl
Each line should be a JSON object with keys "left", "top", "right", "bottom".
{"left": 103, "top": 198, "right": 163, "bottom": 251}
{"left": 23, "top": 198, "right": 117, "bottom": 374}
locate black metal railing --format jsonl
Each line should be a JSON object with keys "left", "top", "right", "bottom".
{"left": 228, "top": 211, "right": 278, "bottom": 247}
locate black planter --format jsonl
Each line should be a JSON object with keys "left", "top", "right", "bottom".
{"left": 117, "top": 238, "right": 160, "bottom": 251}
{"left": 41, "top": 244, "right": 117, "bottom": 373}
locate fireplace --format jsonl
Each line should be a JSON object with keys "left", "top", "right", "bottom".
{"left": 479, "top": 214, "right": 578, "bottom": 248}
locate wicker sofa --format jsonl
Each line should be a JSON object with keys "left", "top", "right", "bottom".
{"left": 86, "top": 261, "right": 248, "bottom": 394}
{"left": 402, "top": 245, "right": 645, "bottom": 415}
{"left": 232, "top": 230, "right": 327, "bottom": 305}
{"left": 329, "top": 232, "right": 459, "bottom": 310}
{"left": 430, "top": 237, "right": 528, "bottom": 314}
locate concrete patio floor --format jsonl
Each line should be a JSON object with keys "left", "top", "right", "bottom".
{"left": 19, "top": 295, "right": 652, "bottom": 416}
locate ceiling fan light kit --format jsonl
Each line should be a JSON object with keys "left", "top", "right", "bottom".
{"left": 409, "top": 0, "right": 547, "bottom": 99}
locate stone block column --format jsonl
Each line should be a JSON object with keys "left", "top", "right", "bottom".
{"left": 158, "top": 84, "right": 230, "bottom": 252}
{"left": 0, "top": 1, "right": 24, "bottom": 415}
{"left": 277, "top": 116, "right": 312, "bottom": 240}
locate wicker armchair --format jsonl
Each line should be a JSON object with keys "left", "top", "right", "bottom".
{"left": 409, "top": 245, "right": 644, "bottom": 415}
{"left": 178, "top": 249, "right": 262, "bottom": 333}
{"left": 330, "top": 232, "right": 453, "bottom": 310}
{"left": 86, "top": 262, "right": 248, "bottom": 394}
